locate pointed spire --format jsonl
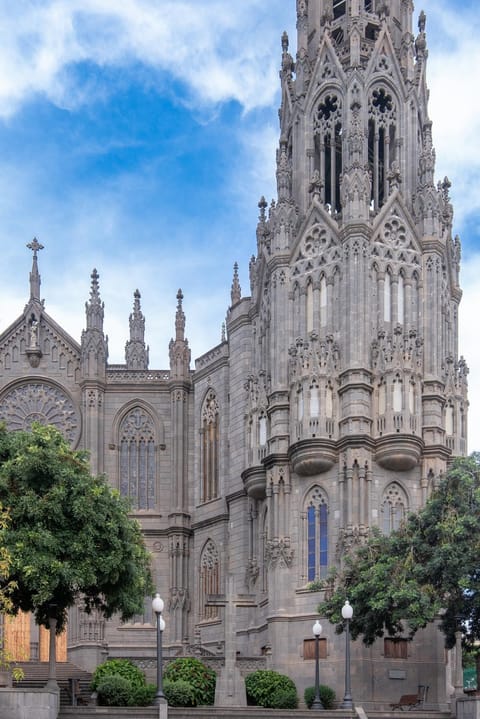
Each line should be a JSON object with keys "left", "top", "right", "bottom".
{"left": 125, "top": 289, "right": 149, "bottom": 370}
{"left": 231, "top": 263, "right": 242, "bottom": 306}
{"left": 26, "top": 237, "right": 44, "bottom": 302}
{"left": 175, "top": 289, "right": 186, "bottom": 341}
{"left": 169, "top": 289, "right": 191, "bottom": 380}
{"left": 85, "top": 269, "right": 104, "bottom": 331}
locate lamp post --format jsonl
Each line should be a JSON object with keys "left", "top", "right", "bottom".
{"left": 312, "top": 619, "right": 324, "bottom": 710}
{"left": 152, "top": 593, "right": 166, "bottom": 705}
{"left": 341, "top": 600, "right": 354, "bottom": 709}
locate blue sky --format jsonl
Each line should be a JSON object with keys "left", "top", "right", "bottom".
{"left": 0, "top": 0, "right": 478, "bottom": 451}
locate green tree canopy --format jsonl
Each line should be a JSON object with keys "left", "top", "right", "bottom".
{"left": 320, "top": 454, "right": 480, "bottom": 649}
{"left": 0, "top": 423, "right": 153, "bottom": 631}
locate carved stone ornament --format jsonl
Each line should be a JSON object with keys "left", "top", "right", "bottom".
{"left": 0, "top": 381, "right": 80, "bottom": 445}
{"left": 265, "top": 538, "right": 294, "bottom": 569}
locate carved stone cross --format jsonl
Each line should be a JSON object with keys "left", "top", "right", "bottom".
{"left": 207, "top": 575, "right": 256, "bottom": 706}
{"left": 27, "top": 237, "right": 44, "bottom": 258}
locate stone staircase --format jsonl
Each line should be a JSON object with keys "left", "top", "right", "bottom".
{"left": 14, "top": 660, "right": 93, "bottom": 707}
{"left": 57, "top": 709, "right": 454, "bottom": 719}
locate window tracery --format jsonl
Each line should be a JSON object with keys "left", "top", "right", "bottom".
{"left": 303, "top": 486, "right": 328, "bottom": 581}
{"left": 368, "top": 87, "right": 397, "bottom": 209}
{"left": 201, "top": 390, "right": 219, "bottom": 502}
{"left": 314, "top": 94, "right": 343, "bottom": 213}
{"left": 381, "top": 482, "right": 407, "bottom": 534}
{"left": 119, "top": 407, "right": 156, "bottom": 510}
{"left": 199, "top": 539, "right": 220, "bottom": 621}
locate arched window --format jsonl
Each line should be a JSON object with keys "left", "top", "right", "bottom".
{"left": 119, "top": 407, "right": 156, "bottom": 510}
{"left": 398, "top": 274, "right": 405, "bottom": 325}
{"left": 310, "top": 380, "right": 320, "bottom": 418}
{"left": 445, "top": 403, "right": 454, "bottom": 436}
{"left": 306, "top": 282, "right": 314, "bottom": 333}
{"left": 368, "top": 87, "right": 397, "bottom": 210}
{"left": 304, "top": 486, "right": 328, "bottom": 581}
{"left": 201, "top": 390, "right": 219, "bottom": 502}
{"left": 314, "top": 94, "right": 343, "bottom": 213}
{"left": 384, "top": 270, "right": 392, "bottom": 322}
{"left": 199, "top": 540, "right": 219, "bottom": 621}
{"left": 320, "top": 276, "right": 327, "bottom": 328}
{"left": 381, "top": 482, "right": 407, "bottom": 534}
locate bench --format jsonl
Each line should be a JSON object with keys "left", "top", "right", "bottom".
{"left": 390, "top": 685, "right": 429, "bottom": 711}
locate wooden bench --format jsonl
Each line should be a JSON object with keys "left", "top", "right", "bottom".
{"left": 390, "top": 693, "right": 422, "bottom": 710}
{"left": 391, "top": 685, "right": 429, "bottom": 711}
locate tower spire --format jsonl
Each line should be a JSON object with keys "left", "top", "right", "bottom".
{"left": 125, "top": 289, "right": 149, "bottom": 370}
{"left": 169, "top": 289, "right": 191, "bottom": 380}
{"left": 26, "top": 237, "right": 44, "bottom": 302}
{"left": 231, "top": 263, "right": 242, "bottom": 306}
{"left": 81, "top": 268, "right": 108, "bottom": 378}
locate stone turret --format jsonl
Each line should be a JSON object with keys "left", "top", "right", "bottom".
{"left": 125, "top": 289, "right": 149, "bottom": 370}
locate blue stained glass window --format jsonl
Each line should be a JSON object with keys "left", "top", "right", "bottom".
{"left": 307, "top": 494, "right": 328, "bottom": 581}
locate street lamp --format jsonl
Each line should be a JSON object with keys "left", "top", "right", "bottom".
{"left": 152, "top": 593, "right": 166, "bottom": 705}
{"left": 341, "top": 600, "right": 354, "bottom": 709}
{"left": 311, "top": 619, "right": 324, "bottom": 710}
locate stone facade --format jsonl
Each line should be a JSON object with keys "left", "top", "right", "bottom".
{"left": 0, "top": 0, "right": 468, "bottom": 709}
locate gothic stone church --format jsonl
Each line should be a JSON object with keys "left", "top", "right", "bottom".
{"left": 0, "top": 0, "right": 468, "bottom": 709}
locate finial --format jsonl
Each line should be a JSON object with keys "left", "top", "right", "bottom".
{"left": 418, "top": 10, "right": 426, "bottom": 33}
{"left": 27, "top": 237, "right": 44, "bottom": 302}
{"left": 27, "top": 237, "right": 44, "bottom": 258}
{"left": 175, "top": 288, "right": 185, "bottom": 340}
{"left": 282, "top": 31, "right": 289, "bottom": 53}
{"left": 258, "top": 196, "right": 267, "bottom": 223}
{"left": 231, "top": 262, "right": 242, "bottom": 306}
{"left": 221, "top": 322, "right": 226, "bottom": 343}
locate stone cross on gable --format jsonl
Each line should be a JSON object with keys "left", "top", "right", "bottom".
{"left": 207, "top": 574, "right": 256, "bottom": 707}
{"left": 27, "top": 237, "right": 44, "bottom": 258}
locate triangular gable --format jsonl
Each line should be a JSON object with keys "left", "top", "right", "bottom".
{"left": 365, "top": 24, "right": 406, "bottom": 97}
{"left": 304, "top": 33, "right": 347, "bottom": 112}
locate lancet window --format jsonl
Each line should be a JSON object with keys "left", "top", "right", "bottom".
{"left": 333, "top": 0, "right": 346, "bottom": 19}
{"left": 368, "top": 87, "right": 397, "bottom": 210}
{"left": 304, "top": 486, "right": 328, "bottom": 581}
{"left": 199, "top": 540, "right": 220, "bottom": 622}
{"left": 381, "top": 482, "right": 407, "bottom": 534}
{"left": 119, "top": 407, "right": 156, "bottom": 510}
{"left": 314, "top": 94, "right": 343, "bottom": 213}
{"left": 201, "top": 390, "right": 219, "bottom": 502}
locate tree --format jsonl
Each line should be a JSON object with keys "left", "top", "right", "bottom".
{"left": 0, "top": 423, "right": 153, "bottom": 631}
{"left": 320, "top": 454, "right": 480, "bottom": 649}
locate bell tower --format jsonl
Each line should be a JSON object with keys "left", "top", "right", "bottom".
{"left": 243, "top": 0, "right": 467, "bottom": 691}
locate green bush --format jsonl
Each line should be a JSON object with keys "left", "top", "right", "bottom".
{"left": 91, "top": 658, "right": 146, "bottom": 692}
{"left": 164, "top": 678, "right": 196, "bottom": 707}
{"left": 129, "top": 683, "right": 157, "bottom": 706}
{"left": 304, "top": 684, "right": 336, "bottom": 709}
{"left": 269, "top": 687, "right": 298, "bottom": 709}
{"left": 164, "top": 657, "right": 216, "bottom": 706}
{"left": 97, "top": 675, "right": 131, "bottom": 706}
{"left": 245, "top": 669, "right": 297, "bottom": 708}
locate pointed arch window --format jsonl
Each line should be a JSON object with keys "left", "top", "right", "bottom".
{"left": 384, "top": 271, "right": 392, "bottom": 323}
{"left": 398, "top": 274, "right": 405, "bottom": 325}
{"left": 381, "top": 482, "right": 407, "bottom": 534}
{"left": 368, "top": 88, "right": 397, "bottom": 210}
{"left": 314, "top": 94, "right": 343, "bottom": 213}
{"left": 304, "top": 486, "right": 328, "bottom": 581}
{"left": 320, "top": 277, "right": 327, "bottom": 328}
{"left": 199, "top": 540, "right": 220, "bottom": 622}
{"left": 119, "top": 407, "right": 156, "bottom": 510}
{"left": 201, "top": 390, "right": 219, "bottom": 502}
{"left": 445, "top": 403, "right": 454, "bottom": 436}
{"left": 306, "top": 282, "right": 314, "bottom": 333}
{"left": 310, "top": 380, "right": 320, "bottom": 418}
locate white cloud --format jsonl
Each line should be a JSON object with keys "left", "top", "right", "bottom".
{"left": 0, "top": 0, "right": 289, "bottom": 117}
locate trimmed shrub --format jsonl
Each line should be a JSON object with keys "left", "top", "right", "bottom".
{"left": 245, "top": 669, "right": 298, "bottom": 709}
{"left": 164, "top": 657, "right": 216, "bottom": 706}
{"left": 97, "top": 675, "right": 131, "bottom": 706}
{"left": 91, "top": 658, "right": 146, "bottom": 692}
{"left": 164, "top": 678, "right": 196, "bottom": 707}
{"left": 269, "top": 687, "right": 298, "bottom": 709}
{"left": 129, "top": 683, "right": 157, "bottom": 706}
{"left": 304, "top": 684, "right": 336, "bottom": 709}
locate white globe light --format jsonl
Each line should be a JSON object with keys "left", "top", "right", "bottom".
{"left": 313, "top": 619, "right": 322, "bottom": 637}
{"left": 342, "top": 600, "right": 353, "bottom": 620}
{"left": 152, "top": 592, "right": 164, "bottom": 614}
